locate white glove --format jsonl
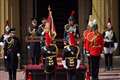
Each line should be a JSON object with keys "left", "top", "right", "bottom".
{"left": 76, "top": 59, "right": 81, "bottom": 69}
{"left": 100, "top": 53, "right": 104, "bottom": 58}
{"left": 4, "top": 56, "right": 7, "bottom": 59}
{"left": 62, "top": 60, "right": 68, "bottom": 69}
{"left": 47, "top": 51, "right": 51, "bottom": 53}
{"left": 114, "top": 43, "right": 118, "bottom": 51}
{"left": 43, "top": 46, "right": 47, "bottom": 51}
{"left": 41, "top": 31, "right": 45, "bottom": 35}
{"left": 17, "top": 53, "right": 20, "bottom": 57}
{"left": 0, "top": 42, "right": 4, "bottom": 47}
{"left": 27, "top": 45, "right": 30, "bottom": 49}
{"left": 67, "top": 46, "right": 71, "bottom": 51}
{"left": 86, "top": 53, "right": 90, "bottom": 56}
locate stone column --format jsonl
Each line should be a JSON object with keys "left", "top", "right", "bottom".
{"left": 0, "top": 0, "right": 20, "bottom": 37}
{"left": 4, "top": 0, "right": 9, "bottom": 20}
{"left": 0, "top": 0, "right": 5, "bottom": 34}
{"left": 78, "top": 0, "right": 92, "bottom": 30}
{"left": 0, "top": 1, "right": 1, "bottom": 34}
{"left": 111, "top": 0, "right": 119, "bottom": 54}
{"left": 92, "top": 0, "right": 107, "bottom": 33}
{"left": 20, "top": 0, "right": 33, "bottom": 64}
{"left": 11, "top": 0, "right": 20, "bottom": 37}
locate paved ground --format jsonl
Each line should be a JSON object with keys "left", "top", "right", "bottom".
{"left": 0, "top": 70, "right": 25, "bottom": 80}
{"left": 0, "top": 69, "right": 120, "bottom": 80}
{"left": 0, "top": 56, "right": 120, "bottom": 80}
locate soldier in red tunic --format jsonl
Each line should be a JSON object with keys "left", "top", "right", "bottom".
{"left": 83, "top": 19, "right": 93, "bottom": 57}
{"left": 87, "top": 22, "right": 104, "bottom": 80}
{"left": 83, "top": 19, "right": 94, "bottom": 80}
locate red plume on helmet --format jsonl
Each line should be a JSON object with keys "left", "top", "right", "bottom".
{"left": 70, "top": 10, "right": 75, "bottom": 16}
{"left": 68, "top": 32, "right": 76, "bottom": 46}
{"left": 68, "top": 10, "right": 76, "bottom": 21}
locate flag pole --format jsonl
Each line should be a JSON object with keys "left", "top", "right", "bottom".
{"left": 48, "top": 5, "right": 56, "bottom": 40}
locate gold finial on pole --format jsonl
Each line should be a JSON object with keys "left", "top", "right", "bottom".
{"left": 48, "top": 5, "right": 52, "bottom": 15}
{"left": 48, "top": 5, "right": 51, "bottom": 11}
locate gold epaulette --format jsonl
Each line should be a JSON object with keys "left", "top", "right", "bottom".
{"left": 64, "top": 45, "right": 70, "bottom": 49}
{"left": 64, "top": 24, "right": 69, "bottom": 31}
{"left": 64, "top": 45, "right": 80, "bottom": 59}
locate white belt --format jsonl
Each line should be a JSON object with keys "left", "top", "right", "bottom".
{"left": 104, "top": 39, "right": 113, "bottom": 42}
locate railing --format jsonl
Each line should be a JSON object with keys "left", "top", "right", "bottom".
{"left": 25, "top": 36, "right": 41, "bottom": 43}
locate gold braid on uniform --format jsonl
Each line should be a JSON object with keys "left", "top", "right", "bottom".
{"left": 44, "top": 44, "right": 58, "bottom": 73}
{"left": 49, "top": 44, "right": 58, "bottom": 56}
{"left": 64, "top": 45, "right": 80, "bottom": 59}
{"left": 91, "top": 33, "right": 100, "bottom": 47}
{"left": 6, "top": 38, "right": 14, "bottom": 48}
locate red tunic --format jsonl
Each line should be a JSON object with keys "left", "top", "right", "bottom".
{"left": 88, "top": 32, "right": 104, "bottom": 56}
{"left": 45, "top": 32, "right": 52, "bottom": 47}
{"left": 68, "top": 32, "right": 76, "bottom": 46}
{"left": 83, "top": 30, "right": 90, "bottom": 51}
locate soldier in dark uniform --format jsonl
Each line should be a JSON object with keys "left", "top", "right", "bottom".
{"left": 62, "top": 12, "right": 81, "bottom": 80}
{"left": 62, "top": 45, "right": 80, "bottom": 80}
{"left": 4, "top": 28, "right": 20, "bottom": 80}
{"left": 0, "top": 21, "right": 11, "bottom": 71}
{"left": 0, "top": 21, "right": 11, "bottom": 44}
{"left": 41, "top": 21, "right": 57, "bottom": 80}
{"left": 42, "top": 44, "right": 57, "bottom": 80}
{"left": 103, "top": 18, "right": 118, "bottom": 71}
{"left": 27, "top": 18, "right": 41, "bottom": 64}
{"left": 41, "top": 6, "right": 57, "bottom": 80}
{"left": 38, "top": 18, "right": 47, "bottom": 48}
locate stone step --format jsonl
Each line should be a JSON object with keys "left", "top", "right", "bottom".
{"left": 99, "top": 69, "right": 120, "bottom": 80}
{"left": 99, "top": 75, "right": 120, "bottom": 80}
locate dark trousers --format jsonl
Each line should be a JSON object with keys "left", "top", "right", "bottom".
{"left": 104, "top": 54, "right": 113, "bottom": 70}
{"left": 32, "top": 47, "right": 41, "bottom": 64}
{"left": 88, "top": 56, "right": 91, "bottom": 75}
{"left": 4, "top": 59, "right": 8, "bottom": 71}
{"left": 90, "top": 56, "right": 100, "bottom": 80}
{"left": 32, "top": 54, "right": 40, "bottom": 64}
{"left": 46, "top": 72, "right": 55, "bottom": 80}
{"left": 67, "top": 70, "right": 77, "bottom": 80}
{"left": 8, "top": 69, "right": 17, "bottom": 80}
{"left": 29, "top": 43, "right": 41, "bottom": 64}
